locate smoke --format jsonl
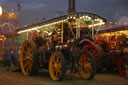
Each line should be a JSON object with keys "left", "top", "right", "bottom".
{"left": 114, "top": 8, "right": 128, "bottom": 25}
{"left": 116, "top": 16, "right": 128, "bottom": 25}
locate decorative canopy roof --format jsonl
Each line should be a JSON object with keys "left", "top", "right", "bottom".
{"left": 16, "top": 12, "right": 106, "bottom": 34}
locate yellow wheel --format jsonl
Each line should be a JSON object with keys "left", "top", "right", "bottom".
{"left": 78, "top": 52, "right": 96, "bottom": 80}
{"left": 49, "top": 52, "right": 66, "bottom": 81}
{"left": 20, "top": 40, "right": 38, "bottom": 76}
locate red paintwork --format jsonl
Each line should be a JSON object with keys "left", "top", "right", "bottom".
{"left": 82, "top": 43, "right": 100, "bottom": 70}
{"left": 118, "top": 57, "right": 126, "bottom": 78}
{"left": 94, "top": 26, "right": 128, "bottom": 78}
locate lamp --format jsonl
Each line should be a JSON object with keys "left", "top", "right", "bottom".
{"left": 0, "top": 6, "right": 3, "bottom": 16}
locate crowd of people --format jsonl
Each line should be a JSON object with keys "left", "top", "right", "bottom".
{"left": 3, "top": 50, "right": 19, "bottom": 70}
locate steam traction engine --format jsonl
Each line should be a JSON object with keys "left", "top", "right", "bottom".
{"left": 16, "top": 12, "right": 106, "bottom": 81}
{"left": 86, "top": 25, "right": 128, "bottom": 78}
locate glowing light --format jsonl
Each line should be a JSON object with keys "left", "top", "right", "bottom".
{"left": 48, "top": 32, "right": 52, "bottom": 35}
{"left": 85, "top": 16, "right": 88, "bottom": 18}
{"left": 0, "top": 6, "right": 3, "bottom": 16}
{"left": 73, "top": 17, "right": 76, "bottom": 19}
{"left": 44, "top": 31, "right": 48, "bottom": 33}
{"left": 88, "top": 17, "right": 91, "bottom": 20}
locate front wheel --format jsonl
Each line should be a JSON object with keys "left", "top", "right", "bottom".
{"left": 49, "top": 52, "right": 66, "bottom": 81}
{"left": 78, "top": 52, "right": 96, "bottom": 80}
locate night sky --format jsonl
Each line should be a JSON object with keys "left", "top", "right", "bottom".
{"left": 0, "top": 0, "right": 128, "bottom": 26}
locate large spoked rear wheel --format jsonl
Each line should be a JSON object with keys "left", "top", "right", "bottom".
{"left": 78, "top": 52, "right": 96, "bottom": 80}
{"left": 20, "top": 40, "right": 38, "bottom": 76}
{"left": 49, "top": 52, "right": 66, "bottom": 81}
{"left": 83, "top": 44, "right": 104, "bottom": 72}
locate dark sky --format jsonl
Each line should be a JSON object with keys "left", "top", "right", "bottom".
{"left": 0, "top": 0, "right": 128, "bottom": 26}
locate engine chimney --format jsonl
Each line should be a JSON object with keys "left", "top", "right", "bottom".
{"left": 68, "top": 0, "right": 76, "bottom": 14}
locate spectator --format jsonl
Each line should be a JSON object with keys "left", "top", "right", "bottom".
{"left": 3, "top": 50, "right": 8, "bottom": 67}
{"left": 10, "top": 50, "right": 17, "bottom": 66}
{"left": 13, "top": 50, "right": 19, "bottom": 66}
{"left": 6, "top": 50, "right": 12, "bottom": 70}
{"left": 63, "top": 23, "right": 72, "bottom": 42}
{"left": 32, "top": 30, "right": 38, "bottom": 40}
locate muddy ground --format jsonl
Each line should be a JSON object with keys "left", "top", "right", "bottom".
{"left": 0, "top": 66, "right": 128, "bottom": 85}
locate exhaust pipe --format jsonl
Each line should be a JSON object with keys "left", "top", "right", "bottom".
{"left": 68, "top": 0, "right": 76, "bottom": 14}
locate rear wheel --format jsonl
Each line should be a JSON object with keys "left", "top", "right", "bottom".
{"left": 49, "top": 52, "right": 66, "bottom": 81}
{"left": 20, "top": 40, "right": 39, "bottom": 76}
{"left": 83, "top": 44, "right": 104, "bottom": 72}
{"left": 78, "top": 52, "right": 96, "bottom": 80}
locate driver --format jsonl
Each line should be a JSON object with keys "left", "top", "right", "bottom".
{"left": 63, "top": 23, "right": 72, "bottom": 42}
{"left": 80, "top": 27, "right": 92, "bottom": 40}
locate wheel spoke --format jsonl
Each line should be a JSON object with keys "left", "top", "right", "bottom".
{"left": 28, "top": 61, "right": 32, "bottom": 71}
{"left": 57, "top": 64, "right": 61, "bottom": 72}
{"left": 27, "top": 46, "right": 31, "bottom": 51}
{"left": 93, "top": 50, "right": 97, "bottom": 55}
{"left": 55, "top": 56, "right": 57, "bottom": 62}
{"left": 28, "top": 60, "right": 32, "bottom": 67}
{"left": 28, "top": 48, "right": 32, "bottom": 55}
{"left": 26, "top": 43, "right": 29, "bottom": 49}
{"left": 57, "top": 57, "right": 61, "bottom": 64}
{"left": 26, "top": 66, "right": 30, "bottom": 73}
{"left": 24, "top": 62, "right": 28, "bottom": 69}
{"left": 23, "top": 57, "right": 27, "bottom": 61}
{"left": 29, "top": 54, "right": 33, "bottom": 59}
{"left": 52, "top": 67, "right": 56, "bottom": 72}
{"left": 24, "top": 63, "right": 30, "bottom": 72}
{"left": 23, "top": 50, "right": 27, "bottom": 55}
{"left": 84, "top": 63, "right": 92, "bottom": 72}
{"left": 86, "top": 57, "right": 91, "bottom": 63}
{"left": 79, "top": 55, "right": 86, "bottom": 64}
{"left": 56, "top": 57, "right": 59, "bottom": 63}
{"left": 55, "top": 71, "right": 58, "bottom": 78}
{"left": 94, "top": 53, "right": 98, "bottom": 57}
{"left": 29, "top": 58, "right": 33, "bottom": 62}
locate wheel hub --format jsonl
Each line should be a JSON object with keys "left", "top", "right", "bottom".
{"left": 53, "top": 63, "right": 61, "bottom": 70}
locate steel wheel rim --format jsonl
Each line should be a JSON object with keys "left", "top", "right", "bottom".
{"left": 20, "top": 41, "right": 33, "bottom": 75}
{"left": 49, "top": 53, "right": 62, "bottom": 81}
{"left": 78, "top": 53, "right": 92, "bottom": 79}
